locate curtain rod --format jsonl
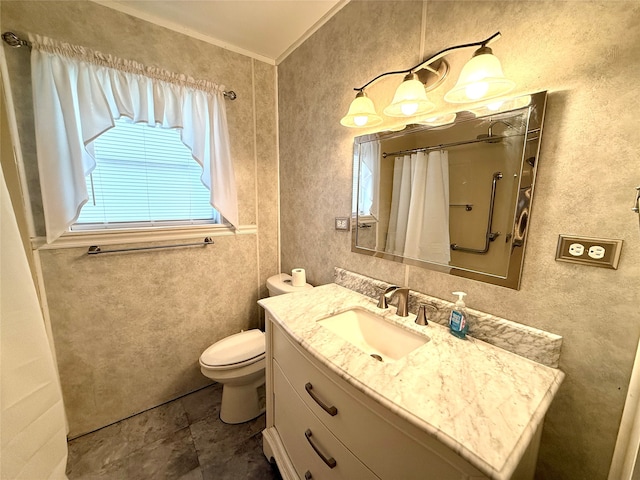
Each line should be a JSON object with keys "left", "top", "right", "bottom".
{"left": 1, "top": 31, "right": 237, "bottom": 100}
{"left": 381, "top": 129, "right": 540, "bottom": 158}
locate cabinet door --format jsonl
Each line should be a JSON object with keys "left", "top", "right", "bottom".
{"left": 273, "top": 322, "right": 486, "bottom": 480}
{"left": 274, "top": 363, "right": 380, "bottom": 480}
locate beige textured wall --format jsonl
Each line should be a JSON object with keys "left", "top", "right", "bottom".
{"left": 38, "top": 235, "right": 259, "bottom": 435}
{"left": 1, "top": 1, "right": 279, "bottom": 436}
{"left": 254, "top": 60, "right": 280, "bottom": 298}
{"left": 278, "top": 1, "right": 640, "bottom": 479}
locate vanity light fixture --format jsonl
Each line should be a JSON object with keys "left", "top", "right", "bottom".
{"left": 468, "top": 94, "right": 532, "bottom": 117}
{"left": 443, "top": 45, "right": 515, "bottom": 103}
{"left": 383, "top": 72, "right": 435, "bottom": 117}
{"left": 416, "top": 112, "right": 457, "bottom": 127}
{"left": 339, "top": 90, "right": 383, "bottom": 127}
{"left": 340, "top": 32, "right": 515, "bottom": 128}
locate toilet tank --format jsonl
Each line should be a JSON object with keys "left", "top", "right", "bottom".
{"left": 266, "top": 273, "right": 313, "bottom": 296}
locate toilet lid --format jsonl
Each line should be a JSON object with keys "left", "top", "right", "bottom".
{"left": 200, "top": 329, "right": 265, "bottom": 367}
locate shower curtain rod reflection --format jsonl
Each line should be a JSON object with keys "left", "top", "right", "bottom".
{"left": 87, "top": 237, "right": 214, "bottom": 255}
{"left": 381, "top": 129, "right": 540, "bottom": 158}
{"left": 1, "top": 31, "right": 237, "bottom": 100}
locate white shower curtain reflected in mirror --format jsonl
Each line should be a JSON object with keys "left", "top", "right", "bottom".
{"left": 385, "top": 150, "right": 451, "bottom": 264}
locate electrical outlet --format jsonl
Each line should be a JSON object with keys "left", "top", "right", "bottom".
{"left": 556, "top": 235, "right": 623, "bottom": 269}
{"left": 588, "top": 245, "right": 606, "bottom": 259}
{"left": 335, "top": 217, "right": 350, "bottom": 231}
{"left": 568, "top": 243, "right": 584, "bottom": 256}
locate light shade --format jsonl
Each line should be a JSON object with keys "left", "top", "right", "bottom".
{"left": 444, "top": 47, "right": 515, "bottom": 104}
{"left": 340, "top": 91, "right": 383, "bottom": 128}
{"left": 469, "top": 94, "right": 532, "bottom": 117}
{"left": 383, "top": 73, "right": 435, "bottom": 117}
{"left": 416, "top": 112, "right": 457, "bottom": 127}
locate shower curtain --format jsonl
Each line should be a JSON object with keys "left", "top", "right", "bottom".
{"left": 1, "top": 164, "right": 68, "bottom": 479}
{"left": 385, "top": 150, "right": 451, "bottom": 264}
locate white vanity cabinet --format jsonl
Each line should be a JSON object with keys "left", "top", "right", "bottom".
{"left": 260, "top": 283, "right": 562, "bottom": 480}
{"left": 262, "top": 316, "right": 519, "bottom": 480}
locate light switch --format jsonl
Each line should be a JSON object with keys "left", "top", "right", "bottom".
{"left": 335, "top": 217, "right": 350, "bottom": 231}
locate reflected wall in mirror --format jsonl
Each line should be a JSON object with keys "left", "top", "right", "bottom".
{"left": 351, "top": 91, "right": 547, "bottom": 289}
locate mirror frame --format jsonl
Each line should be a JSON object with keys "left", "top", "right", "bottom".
{"left": 351, "top": 91, "right": 548, "bottom": 289}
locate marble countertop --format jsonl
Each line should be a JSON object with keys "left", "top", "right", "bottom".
{"left": 259, "top": 283, "right": 564, "bottom": 480}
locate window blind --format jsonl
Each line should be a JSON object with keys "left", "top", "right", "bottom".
{"left": 74, "top": 118, "right": 220, "bottom": 229}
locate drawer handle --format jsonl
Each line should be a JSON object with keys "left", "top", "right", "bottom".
{"left": 305, "top": 382, "right": 338, "bottom": 416}
{"left": 304, "top": 429, "right": 337, "bottom": 469}
{"left": 304, "top": 471, "right": 313, "bottom": 480}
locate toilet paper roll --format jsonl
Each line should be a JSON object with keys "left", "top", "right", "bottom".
{"left": 291, "top": 268, "right": 306, "bottom": 287}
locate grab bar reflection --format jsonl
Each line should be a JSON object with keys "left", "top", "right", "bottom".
{"left": 450, "top": 172, "right": 502, "bottom": 254}
{"left": 87, "top": 237, "right": 214, "bottom": 255}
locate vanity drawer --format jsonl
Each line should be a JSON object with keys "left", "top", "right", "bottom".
{"left": 273, "top": 363, "right": 379, "bottom": 480}
{"left": 272, "top": 323, "right": 483, "bottom": 480}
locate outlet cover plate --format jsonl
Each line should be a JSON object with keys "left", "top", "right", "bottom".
{"left": 555, "top": 235, "right": 623, "bottom": 269}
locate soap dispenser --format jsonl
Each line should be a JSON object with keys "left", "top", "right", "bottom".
{"left": 448, "top": 292, "right": 468, "bottom": 339}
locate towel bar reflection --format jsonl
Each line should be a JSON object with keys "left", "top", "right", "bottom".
{"left": 87, "top": 237, "right": 214, "bottom": 255}
{"left": 450, "top": 203, "right": 473, "bottom": 211}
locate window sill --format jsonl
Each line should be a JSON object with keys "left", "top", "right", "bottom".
{"left": 32, "top": 223, "right": 257, "bottom": 250}
{"left": 356, "top": 214, "right": 378, "bottom": 224}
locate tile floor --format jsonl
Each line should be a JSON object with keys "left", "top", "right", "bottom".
{"left": 66, "top": 383, "right": 282, "bottom": 479}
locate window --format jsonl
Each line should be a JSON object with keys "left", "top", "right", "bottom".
{"left": 72, "top": 118, "right": 221, "bottom": 230}
{"left": 352, "top": 141, "right": 380, "bottom": 218}
{"left": 353, "top": 157, "right": 374, "bottom": 216}
{"left": 32, "top": 36, "right": 238, "bottom": 243}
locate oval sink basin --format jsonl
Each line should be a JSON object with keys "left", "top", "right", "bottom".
{"left": 317, "top": 308, "right": 429, "bottom": 362}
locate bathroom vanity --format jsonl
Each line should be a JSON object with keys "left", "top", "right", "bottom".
{"left": 259, "top": 283, "right": 564, "bottom": 480}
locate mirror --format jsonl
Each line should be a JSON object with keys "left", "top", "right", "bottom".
{"left": 351, "top": 91, "right": 547, "bottom": 289}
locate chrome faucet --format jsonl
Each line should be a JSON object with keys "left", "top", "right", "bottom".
{"left": 415, "top": 302, "right": 438, "bottom": 326}
{"left": 377, "top": 285, "right": 410, "bottom": 317}
{"left": 377, "top": 285, "right": 398, "bottom": 309}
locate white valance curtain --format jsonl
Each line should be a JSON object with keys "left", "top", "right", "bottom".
{"left": 385, "top": 150, "right": 451, "bottom": 264}
{"left": 29, "top": 34, "right": 239, "bottom": 243}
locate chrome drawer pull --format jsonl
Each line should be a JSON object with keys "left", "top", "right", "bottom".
{"left": 304, "top": 429, "right": 337, "bottom": 469}
{"left": 305, "top": 382, "right": 338, "bottom": 416}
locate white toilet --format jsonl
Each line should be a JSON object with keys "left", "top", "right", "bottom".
{"left": 199, "top": 273, "right": 313, "bottom": 424}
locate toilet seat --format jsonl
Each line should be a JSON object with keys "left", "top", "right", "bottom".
{"left": 200, "top": 329, "right": 265, "bottom": 370}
